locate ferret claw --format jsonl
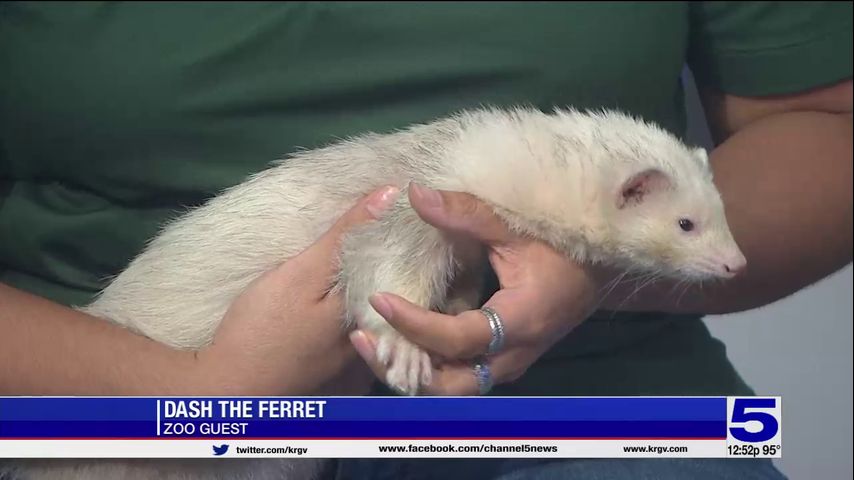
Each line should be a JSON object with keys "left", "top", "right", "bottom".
{"left": 377, "top": 333, "right": 431, "bottom": 396}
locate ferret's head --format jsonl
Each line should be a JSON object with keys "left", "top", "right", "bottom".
{"left": 600, "top": 126, "right": 747, "bottom": 281}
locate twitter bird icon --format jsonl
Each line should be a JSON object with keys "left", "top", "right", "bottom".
{"left": 212, "top": 444, "right": 229, "bottom": 456}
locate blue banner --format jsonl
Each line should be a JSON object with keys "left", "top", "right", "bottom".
{"left": 0, "top": 397, "right": 728, "bottom": 439}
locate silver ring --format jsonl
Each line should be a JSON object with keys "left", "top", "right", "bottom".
{"left": 480, "top": 307, "right": 505, "bottom": 355}
{"left": 473, "top": 359, "right": 493, "bottom": 395}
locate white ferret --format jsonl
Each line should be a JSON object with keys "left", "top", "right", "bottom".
{"left": 14, "top": 107, "right": 746, "bottom": 480}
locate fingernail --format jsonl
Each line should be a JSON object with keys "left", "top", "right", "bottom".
{"left": 366, "top": 186, "right": 400, "bottom": 218}
{"left": 350, "top": 331, "right": 375, "bottom": 361}
{"left": 411, "top": 183, "right": 443, "bottom": 209}
{"left": 369, "top": 293, "right": 393, "bottom": 319}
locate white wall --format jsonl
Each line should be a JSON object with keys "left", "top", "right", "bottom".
{"left": 706, "top": 267, "right": 853, "bottom": 479}
{"left": 682, "top": 69, "right": 854, "bottom": 480}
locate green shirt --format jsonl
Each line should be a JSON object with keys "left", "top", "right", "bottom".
{"left": 1, "top": 2, "right": 851, "bottom": 396}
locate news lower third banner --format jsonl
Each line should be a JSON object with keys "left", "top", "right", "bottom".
{"left": 0, "top": 397, "right": 781, "bottom": 459}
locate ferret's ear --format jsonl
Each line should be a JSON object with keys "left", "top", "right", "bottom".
{"left": 693, "top": 148, "right": 709, "bottom": 168}
{"left": 617, "top": 168, "right": 672, "bottom": 209}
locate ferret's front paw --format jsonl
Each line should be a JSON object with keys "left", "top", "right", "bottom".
{"left": 375, "top": 332, "right": 432, "bottom": 396}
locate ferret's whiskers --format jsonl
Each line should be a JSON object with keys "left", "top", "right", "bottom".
{"left": 601, "top": 267, "right": 653, "bottom": 321}
{"left": 612, "top": 269, "right": 663, "bottom": 313}
{"left": 597, "top": 268, "right": 630, "bottom": 301}
{"left": 621, "top": 269, "right": 654, "bottom": 285}
{"left": 667, "top": 277, "right": 685, "bottom": 296}
{"left": 675, "top": 280, "right": 693, "bottom": 307}
{"left": 594, "top": 268, "right": 631, "bottom": 321}
{"left": 636, "top": 271, "right": 663, "bottom": 296}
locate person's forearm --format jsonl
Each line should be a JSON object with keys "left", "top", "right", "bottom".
{"left": 0, "top": 283, "right": 204, "bottom": 395}
{"left": 602, "top": 110, "right": 852, "bottom": 315}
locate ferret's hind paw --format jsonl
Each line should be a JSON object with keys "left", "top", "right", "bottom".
{"left": 376, "top": 333, "right": 432, "bottom": 396}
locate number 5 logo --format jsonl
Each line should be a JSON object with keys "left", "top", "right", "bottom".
{"left": 729, "top": 398, "right": 779, "bottom": 442}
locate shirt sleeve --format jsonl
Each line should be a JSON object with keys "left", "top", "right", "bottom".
{"left": 687, "top": 1, "right": 852, "bottom": 96}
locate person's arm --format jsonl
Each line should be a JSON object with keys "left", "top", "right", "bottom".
{"left": 602, "top": 79, "right": 853, "bottom": 315}
{"left": 0, "top": 284, "right": 200, "bottom": 395}
{"left": 0, "top": 186, "right": 399, "bottom": 396}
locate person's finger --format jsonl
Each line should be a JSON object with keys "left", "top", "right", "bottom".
{"left": 351, "top": 328, "right": 528, "bottom": 396}
{"left": 369, "top": 292, "right": 513, "bottom": 360}
{"left": 288, "top": 185, "right": 400, "bottom": 289}
{"left": 422, "top": 363, "right": 481, "bottom": 396}
{"left": 308, "top": 185, "right": 400, "bottom": 259}
{"left": 373, "top": 286, "right": 548, "bottom": 357}
{"left": 422, "top": 353, "right": 524, "bottom": 396}
{"left": 408, "top": 183, "right": 514, "bottom": 245}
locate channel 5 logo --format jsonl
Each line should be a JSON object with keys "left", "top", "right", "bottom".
{"left": 727, "top": 397, "right": 781, "bottom": 443}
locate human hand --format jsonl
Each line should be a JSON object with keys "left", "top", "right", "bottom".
{"left": 197, "top": 185, "right": 401, "bottom": 396}
{"left": 350, "top": 184, "right": 601, "bottom": 395}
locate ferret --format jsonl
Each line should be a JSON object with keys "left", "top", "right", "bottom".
{"left": 12, "top": 107, "right": 746, "bottom": 480}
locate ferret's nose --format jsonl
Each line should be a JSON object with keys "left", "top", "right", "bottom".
{"left": 722, "top": 255, "right": 747, "bottom": 278}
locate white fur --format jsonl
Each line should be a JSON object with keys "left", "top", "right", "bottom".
{"left": 10, "top": 107, "right": 744, "bottom": 480}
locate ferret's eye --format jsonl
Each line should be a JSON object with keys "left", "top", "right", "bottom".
{"left": 678, "top": 219, "right": 695, "bottom": 232}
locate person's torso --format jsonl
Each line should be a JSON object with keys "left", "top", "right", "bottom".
{"left": 1, "top": 2, "right": 692, "bottom": 301}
